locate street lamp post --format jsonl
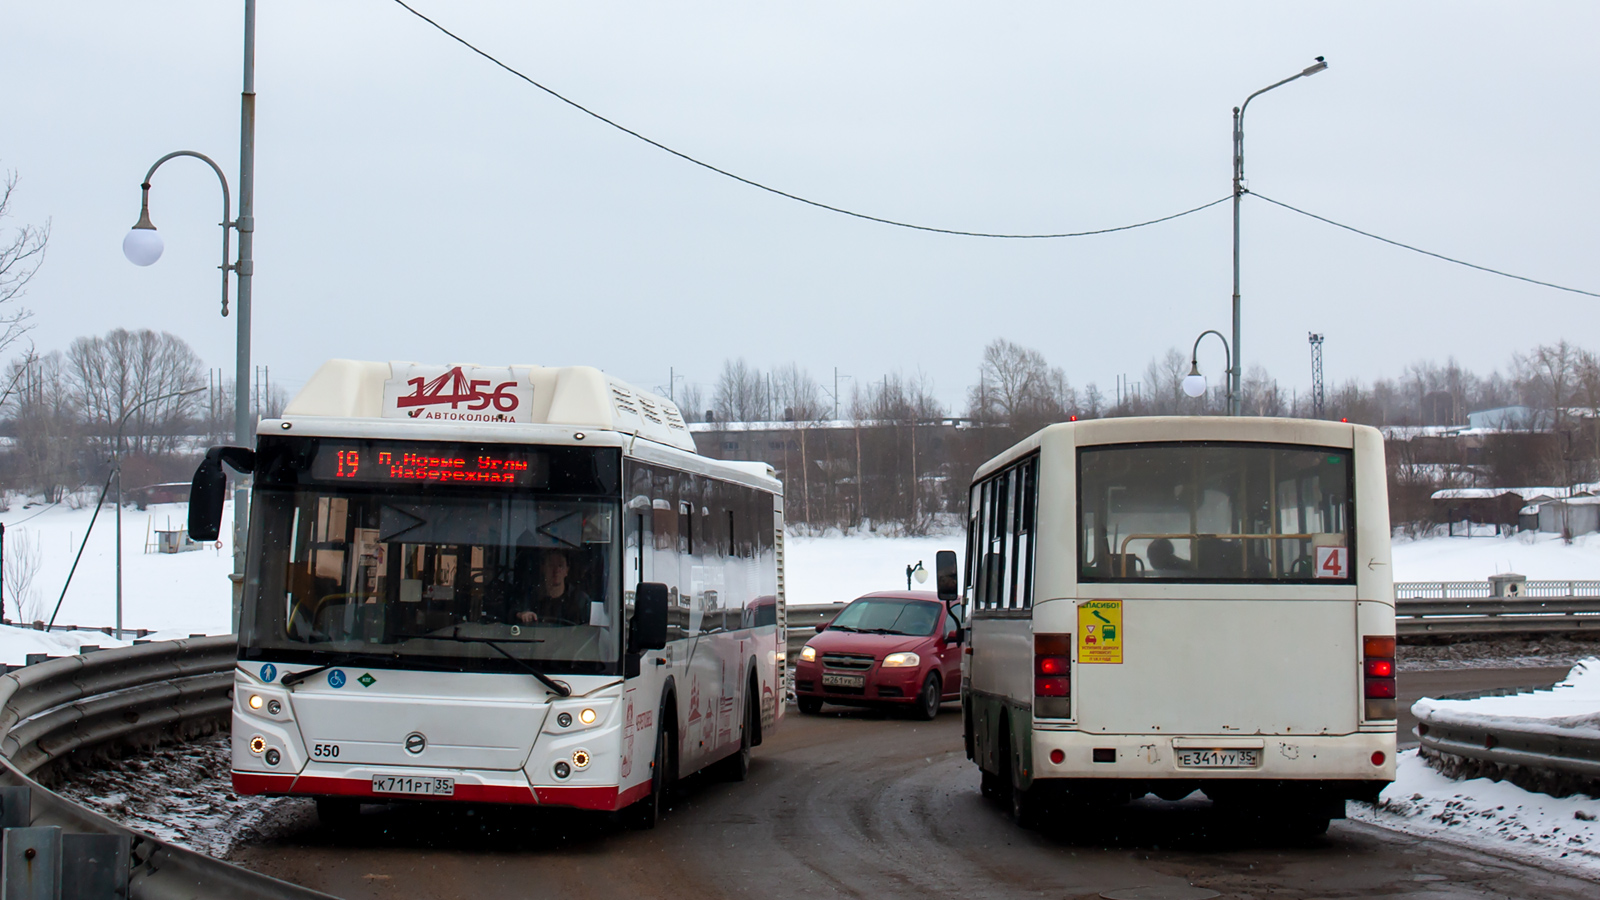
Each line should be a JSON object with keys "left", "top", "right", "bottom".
{"left": 112, "top": 388, "right": 205, "bottom": 639}
{"left": 906, "top": 561, "right": 927, "bottom": 591}
{"left": 1232, "top": 57, "right": 1327, "bottom": 416}
{"left": 1182, "top": 330, "right": 1233, "bottom": 407}
{"left": 123, "top": 0, "right": 256, "bottom": 632}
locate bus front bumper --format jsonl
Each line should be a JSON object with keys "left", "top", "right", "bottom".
{"left": 233, "top": 766, "right": 652, "bottom": 812}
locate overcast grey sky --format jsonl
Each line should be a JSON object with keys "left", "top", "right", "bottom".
{"left": 3, "top": 1, "right": 1596, "bottom": 412}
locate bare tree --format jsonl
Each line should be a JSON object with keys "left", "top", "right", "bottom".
{"left": 67, "top": 329, "right": 204, "bottom": 456}
{"left": 0, "top": 170, "right": 46, "bottom": 359}
{"left": 770, "top": 363, "right": 827, "bottom": 422}
{"left": 8, "top": 351, "right": 81, "bottom": 501}
{"left": 675, "top": 382, "right": 705, "bottom": 423}
{"left": 2, "top": 527, "right": 44, "bottom": 625}
{"left": 713, "top": 358, "right": 767, "bottom": 423}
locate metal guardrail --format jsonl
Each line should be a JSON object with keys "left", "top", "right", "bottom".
{"left": 0, "top": 637, "right": 336, "bottom": 900}
{"left": 1395, "top": 582, "right": 1600, "bottom": 635}
{"left": 1414, "top": 694, "right": 1600, "bottom": 799}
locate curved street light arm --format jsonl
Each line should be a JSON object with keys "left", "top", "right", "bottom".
{"left": 113, "top": 386, "right": 208, "bottom": 458}
{"left": 140, "top": 151, "right": 235, "bottom": 317}
{"left": 1190, "top": 329, "right": 1233, "bottom": 406}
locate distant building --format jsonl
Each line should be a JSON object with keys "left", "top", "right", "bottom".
{"left": 1466, "top": 406, "right": 1536, "bottom": 431}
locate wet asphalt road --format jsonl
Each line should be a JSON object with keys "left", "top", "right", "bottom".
{"left": 228, "top": 671, "right": 1597, "bottom": 900}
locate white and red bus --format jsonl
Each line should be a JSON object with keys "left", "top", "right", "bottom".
{"left": 192, "top": 360, "right": 785, "bottom": 827}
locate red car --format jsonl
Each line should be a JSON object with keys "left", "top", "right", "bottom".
{"left": 794, "top": 591, "right": 964, "bottom": 720}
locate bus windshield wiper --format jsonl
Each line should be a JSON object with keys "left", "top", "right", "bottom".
{"left": 280, "top": 652, "right": 398, "bottom": 688}
{"left": 439, "top": 628, "right": 571, "bottom": 697}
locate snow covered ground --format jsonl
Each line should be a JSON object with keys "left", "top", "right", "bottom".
{"left": 1351, "top": 659, "right": 1600, "bottom": 873}
{"left": 1350, "top": 749, "right": 1600, "bottom": 873}
{"left": 0, "top": 498, "right": 236, "bottom": 665}
{"left": 1391, "top": 529, "right": 1600, "bottom": 581}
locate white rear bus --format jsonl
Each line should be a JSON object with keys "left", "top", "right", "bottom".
{"left": 958, "top": 417, "right": 1396, "bottom": 833}
{"left": 198, "top": 361, "right": 785, "bottom": 827}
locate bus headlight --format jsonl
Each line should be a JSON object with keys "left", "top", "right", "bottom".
{"left": 248, "top": 694, "right": 263, "bottom": 710}
{"left": 572, "top": 749, "right": 591, "bottom": 769}
{"left": 579, "top": 708, "right": 597, "bottom": 725}
{"left": 249, "top": 736, "right": 266, "bottom": 754}
{"left": 267, "top": 699, "right": 282, "bottom": 715}
{"left": 800, "top": 645, "right": 817, "bottom": 662}
{"left": 882, "top": 652, "right": 920, "bottom": 668}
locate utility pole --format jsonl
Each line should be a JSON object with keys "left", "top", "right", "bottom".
{"left": 1309, "top": 333, "right": 1325, "bottom": 419}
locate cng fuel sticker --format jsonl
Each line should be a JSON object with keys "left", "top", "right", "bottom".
{"left": 1078, "top": 600, "right": 1123, "bottom": 664}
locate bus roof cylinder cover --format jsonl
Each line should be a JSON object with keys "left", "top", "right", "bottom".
{"left": 1034, "top": 634, "right": 1071, "bottom": 719}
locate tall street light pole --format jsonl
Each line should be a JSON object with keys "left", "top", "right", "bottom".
{"left": 123, "top": 0, "right": 256, "bottom": 632}
{"left": 1232, "top": 56, "right": 1327, "bottom": 416}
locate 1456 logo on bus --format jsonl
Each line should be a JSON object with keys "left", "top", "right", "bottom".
{"left": 382, "top": 364, "right": 534, "bottom": 424}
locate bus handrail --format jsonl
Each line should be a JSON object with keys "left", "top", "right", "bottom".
{"left": 1116, "top": 532, "right": 1326, "bottom": 577}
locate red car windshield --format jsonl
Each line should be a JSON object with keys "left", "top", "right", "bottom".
{"left": 829, "top": 599, "right": 941, "bottom": 636}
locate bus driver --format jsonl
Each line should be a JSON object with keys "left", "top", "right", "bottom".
{"left": 510, "top": 548, "right": 592, "bottom": 625}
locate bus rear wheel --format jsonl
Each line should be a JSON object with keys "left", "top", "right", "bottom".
{"left": 714, "top": 684, "right": 756, "bottom": 782}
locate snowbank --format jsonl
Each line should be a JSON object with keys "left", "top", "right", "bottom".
{"left": 1351, "top": 749, "right": 1600, "bottom": 870}
{"left": 1413, "top": 658, "right": 1600, "bottom": 739}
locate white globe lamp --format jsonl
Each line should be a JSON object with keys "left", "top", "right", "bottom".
{"left": 122, "top": 225, "right": 164, "bottom": 266}
{"left": 1181, "top": 366, "right": 1207, "bottom": 399}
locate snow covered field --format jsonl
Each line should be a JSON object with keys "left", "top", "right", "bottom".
{"left": 0, "top": 499, "right": 237, "bottom": 664}
{"left": 1391, "top": 529, "right": 1600, "bottom": 582}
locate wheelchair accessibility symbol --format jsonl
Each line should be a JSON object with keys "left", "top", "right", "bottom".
{"left": 328, "top": 669, "right": 347, "bottom": 689}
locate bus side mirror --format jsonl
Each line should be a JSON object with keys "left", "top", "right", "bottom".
{"left": 188, "top": 446, "right": 255, "bottom": 541}
{"left": 935, "top": 550, "right": 959, "bottom": 603}
{"left": 631, "top": 582, "right": 670, "bottom": 652}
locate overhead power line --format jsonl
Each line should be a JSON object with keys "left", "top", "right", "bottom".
{"left": 390, "top": 0, "right": 1227, "bottom": 239}
{"left": 1250, "top": 192, "right": 1600, "bottom": 299}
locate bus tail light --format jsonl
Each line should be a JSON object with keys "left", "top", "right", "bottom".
{"left": 1034, "top": 634, "right": 1071, "bottom": 719}
{"left": 1363, "top": 635, "right": 1397, "bottom": 720}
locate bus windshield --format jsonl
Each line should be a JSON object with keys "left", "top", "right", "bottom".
{"left": 1077, "top": 441, "right": 1353, "bottom": 583}
{"left": 241, "top": 437, "right": 622, "bottom": 675}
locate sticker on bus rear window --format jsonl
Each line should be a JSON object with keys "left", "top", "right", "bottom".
{"left": 1315, "top": 546, "right": 1349, "bottom": 579}
{"left": 1078, "top": 600, "right": 1123, "bottom": 664}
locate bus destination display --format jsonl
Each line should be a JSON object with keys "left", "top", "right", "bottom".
{"left": 309, "top": 440, "right": 547, "bottom": 487}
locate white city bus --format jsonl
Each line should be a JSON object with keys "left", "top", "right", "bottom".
{"left": 952, "top": 417, "right": 1396, "bottom": 833}
{"left": 191, "top": 360, "right": 785, "bottom": 827}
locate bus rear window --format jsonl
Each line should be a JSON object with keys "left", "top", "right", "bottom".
{"left": 1077, "top": 442, "right": 1353, "bottom": 584}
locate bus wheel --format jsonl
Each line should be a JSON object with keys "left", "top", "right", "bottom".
{"left": 715, "top": 688, "right": 756, "bottom": 782}
{"left": 626, "top": 720, "right": 672, "bottom": 830}
{"left": 912, "top": 673, "right": 941, "bottom": 721}
{"left": 797, "top": 696, "right": 823, "bottom": 715}
{"left": 315, "top": 797, "right": 360, "bottom": 829}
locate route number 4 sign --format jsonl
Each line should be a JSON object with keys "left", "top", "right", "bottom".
{"left": 1315, "top": 546, "right": 1349, "bottom": 579}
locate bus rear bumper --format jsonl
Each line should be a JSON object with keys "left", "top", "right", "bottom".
{"left": 233, "top": 768, "right": 651, "bottom": 812}
{"left": 1029, "top": 729, "right": 1396, "bottom": 794}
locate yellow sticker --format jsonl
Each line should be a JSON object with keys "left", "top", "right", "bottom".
{"left": 1078, "top": 600, "right": 1123, "bottom": 664}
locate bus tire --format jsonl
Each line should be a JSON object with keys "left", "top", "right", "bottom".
{"left": 912, "top": 672, "right": 941, "bottom": 721}
{"left": 797, "top": 696, "right": 823, "bottom": 715}
{"left": 315, "top": 797, "right": 359, "bottom": 829}
{"left": 625, "top": 703, "right": 675, "bottom": 830}
{"left": 714, "top": 682, "right": 756, "bottom": 782}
